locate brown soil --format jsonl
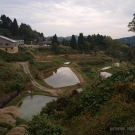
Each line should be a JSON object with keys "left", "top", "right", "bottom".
{"left": 6, "top": 126, "right": 29, "bottom": 135}
{"left": 18, "top": 62, "right": 62, "bottom": 97}
{"left": 36, "top": 55, "right": 54, "bottom": 62}
{"left": 0, "top": 106, "right": 21, "bottom": 127}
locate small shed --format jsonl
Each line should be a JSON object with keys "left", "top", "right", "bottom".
{"left": 17, "top": 40, "right": 24, "bottom": 45}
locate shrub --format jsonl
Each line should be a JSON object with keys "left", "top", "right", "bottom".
{"left": 28, "top": 115, "right": 64, "bottom": 135}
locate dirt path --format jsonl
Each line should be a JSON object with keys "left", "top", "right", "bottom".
{"left": 18, "top": 62, "right": 84, "bottom": 97}
{"left": 18, "top": 62, "right": 62, "bottom": 97}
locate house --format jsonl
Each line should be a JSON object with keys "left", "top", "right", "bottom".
{"left": 17, "top": 40, "right": 24, "bottom": 45}
{"left": 38, "top": 41, "right": 52, "bottom": 46}
{"left": 0, "top": 36, "right": 18, "bottom": 53}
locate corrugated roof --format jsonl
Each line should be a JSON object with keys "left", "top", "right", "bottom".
{"left": 0, "top": 35, "right": 17, "bottom": 43}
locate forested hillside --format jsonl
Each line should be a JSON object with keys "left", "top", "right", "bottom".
{"left": 0, "top": 15, "right": 44, "bottom": 44}
{"left": 118, "top": 36, "right": 135, "bottom": 46}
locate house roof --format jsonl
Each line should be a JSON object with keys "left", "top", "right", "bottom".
{"left": 0, "top": 35, "right": 17, "bottom": 43}
{"left": 38, "top": 41, "right": 52, "bottom": 45}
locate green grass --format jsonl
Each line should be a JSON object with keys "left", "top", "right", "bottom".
{"left": 35, "top": 79, "right": 53, "bottom": 89}
{"left": 28, "top": 67, "right": 135, "bottom": 135}
{"left": 5, "top": 91, "right": 28, "bottom": 107}
{"left": 33, "top": 56, "right": 65, "bottom": 71}
{"left": 33, "top": 88, "right": 51, "bottom": 96}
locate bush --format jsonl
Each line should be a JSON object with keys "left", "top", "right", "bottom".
{"left": 28, "top": 115, "right": 64, "bottom": 135}
{"left": 0, "top": 49, "right": 33, "bottom": 62}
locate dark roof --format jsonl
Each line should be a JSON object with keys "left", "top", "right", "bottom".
{"left": 38, "top": 41, "right": 52, "bottom": 45}
{"left": 0, "top": 35, "right": 17, "bottom": 43}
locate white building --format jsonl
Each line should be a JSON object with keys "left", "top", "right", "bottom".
{"left": 17, "top": 40, "right": 24, "bottom": 45}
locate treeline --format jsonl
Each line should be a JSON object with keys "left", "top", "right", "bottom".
{"left": 0, "top": 15, "right": 44, "bottom": 44}
{"left": 61, "top": 33, "right": 106, "bottom": 53}
{"left": 51, "top": 33, "right": 106, "bottom": 54}
{"left": 51, "top": 33, "right": 135, "bottom": 63}
{"left": 118, "top": 36, "right": 135, "bottom": 47}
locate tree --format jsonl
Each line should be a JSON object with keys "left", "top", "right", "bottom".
{"left": 93, "top": 46, "right": 98, "bottom": 56}
{"left": 87, "top": 35, "right": 92, "bottom": 43}
{"left": 0, "top": 28, "right": 12, "bottom": 37}
{"left": 103, "top": 36, "right": 113, "bottom": 48}
{"left": 10, "top": 18, "right": 18, "bottom": 36}
{"left": 0, "top": 15, "right": 12, "bottom": 30}
{"left": 52, "top": 34, "right": 58, "bottom": 46}
{"left": 84, "top": 41, "right": 91, "bottom": 54}
{"left": 52, "top": 34, "right": 59, "bottom": 51}
{"left": 128, "top": 13, "right": 135, "bottom": 32}
{"left": 70, "top": 35, "right": 76, "bottom": 49}
{"left": 78, "top": 33, "right": 84, "bottom": 52}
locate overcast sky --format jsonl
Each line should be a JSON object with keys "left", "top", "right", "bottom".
{"left": 0, "top": 0, "right": 135, "bottom": 38}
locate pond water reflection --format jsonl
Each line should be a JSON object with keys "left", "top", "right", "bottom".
{"left": 43, "top": 67, "right": 80, "bottom": 88}
{"left": 100, "top": 72, "right": 112, "bottom": 78}
{"left": 19, "top": 95, "right": 56, "bottom": 121}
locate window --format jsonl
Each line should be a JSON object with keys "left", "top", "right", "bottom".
{"left": 5, "top": 43, "right": 8, "bottom": 45}
{"left": 11, "top": 48, "right": 13, "bottom": 50}
{"left": 0, "top": 43, "right": 2, "bottom": 45}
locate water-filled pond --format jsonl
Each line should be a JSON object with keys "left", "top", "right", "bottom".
{"left": 100, "top": 72, "right": 112, "bottom": 78}
{"left": 43, "top": 67, "right": 80, "bottom": 88}
{"left": 19, "top": 95, "right": 57, "bottom": 121}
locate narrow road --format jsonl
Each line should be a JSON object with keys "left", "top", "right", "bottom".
{"left": 18, "top": 62, "right": 61, "bottom": 97}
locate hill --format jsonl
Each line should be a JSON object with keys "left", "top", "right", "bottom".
{"left": 45, "top": 35, "right": 80, "bottom": 41}
{"left": 117, "top": 36, "right": 135, "bottom": 46}
{"left": 0, "top": 14, "right": 44, "bottom": 44}
{"left": 28, "top": 66, "right": 135, "bottom": 135}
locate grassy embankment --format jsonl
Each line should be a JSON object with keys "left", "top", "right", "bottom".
{"left": 0, "top": 47, "right": 52, "bottom": 107}
{"left": 29, "top": 53, "right": 79, "bottom": 91}
{"left": 28, "top": 66, "right": 135, "bottom": 135}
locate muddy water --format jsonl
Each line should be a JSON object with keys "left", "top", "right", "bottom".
{"left": 19, "top": 95, "right": 56, "bottom": 121}
{"left": 43, "top": 67, "right": 80, "bottom": 88}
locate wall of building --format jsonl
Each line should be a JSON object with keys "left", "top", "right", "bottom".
{"left": 0, "top": 38, "right": 18, "bottom": 53}
{"left": 0, "top": 38, "right": 18, "bottom": 47}
{"left": 0, "top": 47, "right": 18, "bottom": 53}
{"left": 17, "top": 40, "right": 24, "bottom": 45}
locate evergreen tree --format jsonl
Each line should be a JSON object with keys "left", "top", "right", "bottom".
{"left": 84, "top": 41, "right": 91, "bottom": 54}
{"left": 87, "top": 35, "right": 92, "bottom": 43}
{"left": 0, "top": 15, "right": 12, "bottom": 30}
{"left": 70, "top": 35, "right": 76, "bottom": 49}
{"left": 52, "top": 34, "right": 59, "bottom": 50}
{"left": 78, "top": 33, "right": 84, "bottom": 51}
{"left": 10, "top": 18, "right": 18, "bottom": 36}
{"left": 52, "top": 34, "right": 58, "bottom": 46}
{"left": 0, "top": 28, "right": 12, "bottom": 37}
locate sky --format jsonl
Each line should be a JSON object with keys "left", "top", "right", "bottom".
{"left": 0, "top": 0, "right": 135, "bottom": 39}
